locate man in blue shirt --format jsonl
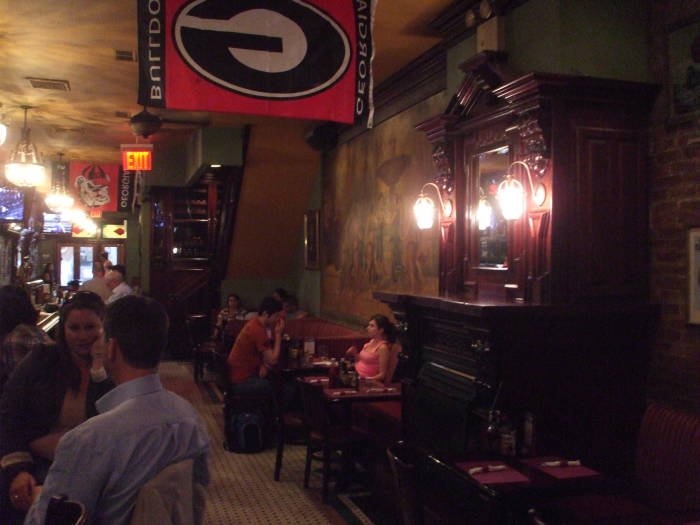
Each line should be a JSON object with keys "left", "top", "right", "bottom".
{"left": 25, "top": 295, "right": 210, "bottom": 524}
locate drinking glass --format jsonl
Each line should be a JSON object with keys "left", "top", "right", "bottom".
{"left": 318, "top": 344, "right": 329, "bottom": 359}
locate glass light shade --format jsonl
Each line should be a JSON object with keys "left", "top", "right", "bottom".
{"left": 413, "top": 195, "right": 435, "bottom": 230}
{"left": 477, "top": 198, "right": 493, "bottom": 230}
{"left": 497, "top": 177, "right": 524, "bottom": 220}
{"left": 45, "top": 190, "right": 75, "bottom": 213}
{"left": 5, "top": 162, "right": 46, "bottom": 188}
{"left": 77, "top": 218, "right": 97, "bottom": 235}
{"left": 61, "top": 208, "right": 87, "bottom": 223}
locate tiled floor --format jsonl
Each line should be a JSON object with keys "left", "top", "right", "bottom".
{"left": 159, "top": 361, "right": 350, "bottom": 525}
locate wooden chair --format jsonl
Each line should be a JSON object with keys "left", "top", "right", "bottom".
{"left": 385, "top": 342, "right": 402, "bottom": 383}
{"left": 386, "top": 442, "right": 424, "bottom": 525}
{"left": 186, "top": 315, "right": 218, "bottom": 382}
{"left": 299, "top": 381, "right": 370, "bottom": 502}
{"left": 130, "top": 459, "right": 207, "bottom": 525}
{"left": 273, "top": 408, "right": 305, "bottom": 481}
{"left": 45, "top": 495, "right": 87, "bottom": 525}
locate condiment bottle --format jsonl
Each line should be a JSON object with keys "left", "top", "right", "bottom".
{"left": 328, "top": 358, "right": 340, "bottom": 388}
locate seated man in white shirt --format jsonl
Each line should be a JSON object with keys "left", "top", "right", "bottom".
{"left": 105, "top": 265, "right": 133, "bottom": 304}
{"left": 79, "top": 262, "right": 112, "bottom": 302}
{"left": 24, "top": 295, "right": 210, "bottom": 524}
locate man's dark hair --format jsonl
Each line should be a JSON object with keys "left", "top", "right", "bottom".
{"left": 258, "top": 296, "right": 283, "bottom": 316}
{"left": 109, "top": 264, "right": 127, "bottom": 280}
{"left": 105, "top": 296, "right": 169, "bottom": 369}
{"left": 0, "top": 285, "right": 38, "bottom": 337}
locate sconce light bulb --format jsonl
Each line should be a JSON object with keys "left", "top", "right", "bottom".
{"left": 477, "top": 198, "right": 493, "bottom": 230}
{"left": 413, "top": 194, "right": 435, "bottom": 230}
{"left": 497, "top": 177, "right": 524, "bottom": 220}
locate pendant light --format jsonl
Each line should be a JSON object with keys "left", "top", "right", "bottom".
{"left": 4, "top": 106, "right": 46, "bottom": 187}
{"left": 44, "top": 154, "right": 74, "bottom": 213}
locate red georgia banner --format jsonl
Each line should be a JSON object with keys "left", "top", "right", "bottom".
{"left": 68, "top": 162, "right": 120, "bottom": 217}
{"left": 138, "top": 0, "right": 375, "bottom": 126}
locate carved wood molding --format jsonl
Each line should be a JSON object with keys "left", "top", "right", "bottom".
{"left": 432, "top": 142, "right": 454, "bottom": 191}
{"left": 476, "top": 128, "right": 509, "bottom": 149}
{"left": 516, "top": 108, "right": 551, "bottom": 176}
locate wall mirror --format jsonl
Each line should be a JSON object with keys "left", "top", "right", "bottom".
{"left": 476, "top": 146, "right": 510, "bottom": 268}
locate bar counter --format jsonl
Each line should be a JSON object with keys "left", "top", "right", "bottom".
{"left": 37, "top": 309, "right": 60, "bottom": 335}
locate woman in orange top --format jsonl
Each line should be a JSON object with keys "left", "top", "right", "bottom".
{"left": 346, "top": 314, "right": 397, "bottom": 382}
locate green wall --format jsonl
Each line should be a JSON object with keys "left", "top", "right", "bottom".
{"left": 447, "top": 0, "right": 649, "bottom": 85}
{"left": 219, "top": 165, "right": 322, "bottom": 316}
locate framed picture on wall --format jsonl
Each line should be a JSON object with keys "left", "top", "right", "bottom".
{"left": 688, "top": 227, "right": 700, "bottom": 324}
{"left": 668, "top": 16, "right": 700, "bottom": 123}
{"left": 304, "top": 210, "right": 320, "bottom": 270}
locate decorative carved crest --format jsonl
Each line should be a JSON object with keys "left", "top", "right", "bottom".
{"left": 431, "top": 142, "right": 454, "bottom": 192}
{"left": 518, "top": 113, "right": 550, "bottom": 176}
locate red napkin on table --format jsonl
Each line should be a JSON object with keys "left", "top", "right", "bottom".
{"left": 304, "top": 376, "right": 329, "bottom": 384}
{"left": 520, "top": 457, "right": 599, "bottom": 479}
{"left": 456, "top": 461, "right": 530, "bottom": 485}
{"left": 329, "top": 389, "right": 357, "bottom": 396}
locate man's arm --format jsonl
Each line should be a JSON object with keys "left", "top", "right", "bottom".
{"left": 262, "top": 318, "right": 285, "bottom": 366}
{"left": 24, "top": 428, "right": 104, "bottom": 525}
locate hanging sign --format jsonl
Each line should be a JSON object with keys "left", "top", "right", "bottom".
{"left": 102, "top": 222, "right": 128, "bottom": 239}
{"left": 121, "top": 144, "right": 153, "bottom": 171}
{"left": 137, "top": 0, "right": 376, "bottom": 126}
{"left": 117, "top": 170, "right": 136, "bottom": 213}
{"left": 69, "top": 162, "right": 120, "bottom": 218}
{"left": 71, "top": 224, "right": 98, "bottom": 238}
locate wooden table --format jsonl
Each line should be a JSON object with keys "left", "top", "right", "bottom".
{"left": 421, "top": 452, "right": 608, "bottom": 524}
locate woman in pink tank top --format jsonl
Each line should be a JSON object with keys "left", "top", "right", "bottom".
{"left": 349, "top": 314, "right": 397, "bottom": 382}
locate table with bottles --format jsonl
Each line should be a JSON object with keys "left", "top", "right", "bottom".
{"left": 300, "top": 375, "right": 401, "bottom": 404}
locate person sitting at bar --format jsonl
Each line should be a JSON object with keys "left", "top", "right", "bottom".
{"left": 79, "top": 262, "right": 111, "bottom": 302}
{"left": 346, "top": 314, "right": 397, "bottom": 382}
{"left": 226, "top": 297, "right": 285, "bottom": 399}
{"left": 105, "top": 265, "right": 133, "bottom": 304}
{"left": 23, "top": 296, "right": 210, "bottom": 525}
{"left": 282, "top": 295, "right": 309, "bottom": 320}
{"left": 271, "top": 288, "right": 289, "bottom": 303}
{"left": 212, "top": 294, "right": 248, "bottom": 341}
{"left": 40, "top": 263, "right": 55, "bottom": 288}
{"left": 0, "top": 292, "right": 113, "bottom": 522}
{"left": 0, "top": 286, "right": 52, "bottom": 395}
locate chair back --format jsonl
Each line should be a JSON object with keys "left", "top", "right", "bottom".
{"left": 635, "top": 402, "right": 700, "bottom": 511}
{"left": 45, "top": 495, "right": 87, "bottom": 525}
{"left": 130, "top": 459, "right": 206, "bottom": 525}
{"left": 385, "top": 342, "right": 402, "bottom": 384}
{"left": 386, "top": 442, "right": 424, "bottom": 525}
{"left": 299, "top": 381, "right": 330, "bottom": 435}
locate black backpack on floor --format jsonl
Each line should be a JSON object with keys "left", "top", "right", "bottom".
{"left": 224, "top": 410, "right": 266, "bottom": 453}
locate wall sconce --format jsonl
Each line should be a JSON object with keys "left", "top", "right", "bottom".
{"left": 413, "top": 182, "right": 453, "bottom": 230}
{"left": 497, "top": 160, "right": 537, "bottom": 221}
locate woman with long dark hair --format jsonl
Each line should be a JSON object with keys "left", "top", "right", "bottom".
{"left": 0, "top": 286, "right": 52, "bottom": 394}
{"left": 0, "top": 292, "right": 113, "bottom": 519}
{"left": 347, "top": 314, "right": 397, "bottom": 382}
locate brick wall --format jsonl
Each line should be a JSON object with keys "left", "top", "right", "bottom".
{"left": 648, "top": 0, "right": 700, "bottom": 412}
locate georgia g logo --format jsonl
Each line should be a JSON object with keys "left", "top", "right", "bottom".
{"left": 173, "top": 0, "right": 351, "bottom": 99}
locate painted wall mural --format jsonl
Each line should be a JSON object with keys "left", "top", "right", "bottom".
{"left": 321, "top": 92, "right": 445, "bottom": 324}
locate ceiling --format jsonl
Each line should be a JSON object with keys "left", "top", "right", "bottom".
{"left": 0, "top": 0, "right": 454, "bottom": 164}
